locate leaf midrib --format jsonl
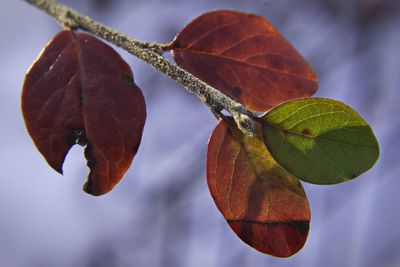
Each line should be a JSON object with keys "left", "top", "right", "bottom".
{"left": 264, "top": 121, "right": 378, "bottom": 149}
{"left": 173, "top": 48, "right": 317, "bottom": 84}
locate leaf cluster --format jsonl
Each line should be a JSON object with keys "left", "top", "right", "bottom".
{"left": 21, "top": 10, "right": 379, "bottom": 257}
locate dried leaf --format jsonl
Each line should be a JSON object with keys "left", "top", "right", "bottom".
{"left": 207, "top": 118, "right": 310, "bottom": 257}
{"left": 170, "top": 10, "right": 318, "bottom": 111}
{"left": 22, "top": 30, "right": 146, "bottom": 196}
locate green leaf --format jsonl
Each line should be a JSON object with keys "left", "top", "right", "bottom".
{"left": 260, "top": 98, "right": 379, "bottom": 184}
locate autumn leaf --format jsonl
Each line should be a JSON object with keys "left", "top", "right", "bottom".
{"left": 169, "top": 10, "right": 318, "bottom": 112}
{"left": 207, "top": 118, "right": 310, "bottom": 257}
{"left": 260, "top": 98, "right": 379, "bottom": 184}
{"left": 21, "top": 30, "right": 146, "bottom": 196}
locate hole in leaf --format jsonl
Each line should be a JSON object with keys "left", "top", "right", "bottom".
{"left": 67, "top": 128, "right": 87, "bottom": 147}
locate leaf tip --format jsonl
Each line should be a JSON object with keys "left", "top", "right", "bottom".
{"left": 82, "top": 180, "right": 103, "bottom": 196}
{"left": 54, "top": 166, "right": 64, "bottom": 175}
{"left": 228, "top": 220, "right": 310, "bottom": 258}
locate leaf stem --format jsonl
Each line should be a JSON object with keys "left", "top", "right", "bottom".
{"left": 23, "top": 0, "right": 256, "bottom": 136}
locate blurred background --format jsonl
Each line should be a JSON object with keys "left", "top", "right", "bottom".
{"left": 1, "top": 0, "right": 399, "bottom": 266}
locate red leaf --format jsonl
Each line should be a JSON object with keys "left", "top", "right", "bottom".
{"left": 207, "top": 118, "right": 310, "bottom": 257}
{"left": 170, "top": 10, "right": 318, "bottom": 111}
{"left": 21, "top": 30, "right": 146, "bottom": 196}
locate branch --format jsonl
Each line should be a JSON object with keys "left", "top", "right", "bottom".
{"left": 23, "top": 0, "right": 256, "bottom": 136}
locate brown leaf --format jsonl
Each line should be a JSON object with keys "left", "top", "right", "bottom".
{"left": 21, "top": 30, "right": 146, "bottom": 196}
{"left": 207, "top": 118, "right": 310, "bottom": 257}
{"left": 170, "top": 10, "right": 318, "bottom": 112}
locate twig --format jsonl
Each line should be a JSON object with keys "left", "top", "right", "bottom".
{"left": 23, "top": 0, "right": 256, "bottom": 136}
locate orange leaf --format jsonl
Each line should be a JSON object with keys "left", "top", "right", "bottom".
{"left": 22, "top": 30, "right": 146, "bottom": 196}
{"left": 170, "top": 10, "right": 318, "bottom": 111}
{"left": 207, "top": 118, "right": 310, "bottom": 257}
